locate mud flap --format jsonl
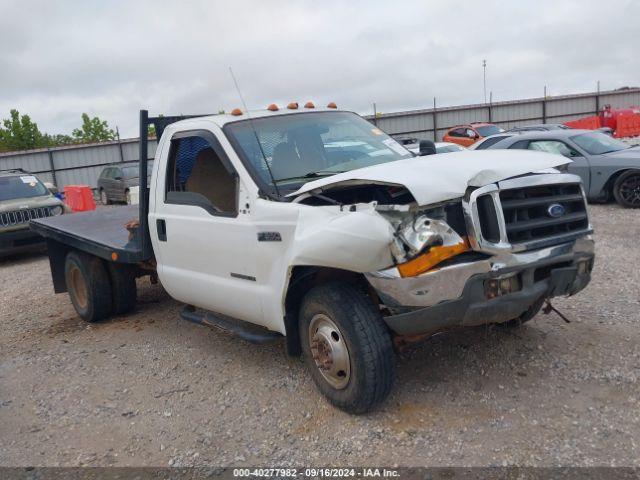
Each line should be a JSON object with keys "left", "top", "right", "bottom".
{"left": 548, "top": 266, "right": 578, "bottom": 297}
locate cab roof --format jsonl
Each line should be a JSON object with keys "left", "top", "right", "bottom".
{"left": 169, "top": 106, "right": 346, "bottom": 130}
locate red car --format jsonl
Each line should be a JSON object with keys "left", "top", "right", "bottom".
{"left": 442, "top": 122, "right": 505, "bottom": 147}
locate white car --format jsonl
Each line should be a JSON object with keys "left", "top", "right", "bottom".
{"left": 403, "top": 140, "right": 466, "bottom": 155}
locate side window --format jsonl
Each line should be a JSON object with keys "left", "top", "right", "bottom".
{"left": 466, "top": 128, "right": 476, "bottom": 138}
{"left": 165, "top": 132, "right": 238, "bottom": 216}
{"left": 448, "top": 128, "right": 466, "bottom": 138}
{"left": 113, "top": 168, "right": 123, "bottom": 179}
{"left": 508, "top": 140, "right": 530, "bottom": 150}
{"left": 475, "top": 135, "right": 508, "bottom": 150}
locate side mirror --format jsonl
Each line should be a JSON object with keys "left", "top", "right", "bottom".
{"left": 114, "top": 176, "right": 123, "bottom": 180}
{"left": 419, "top": 140, "right": 437, "bottom": 156}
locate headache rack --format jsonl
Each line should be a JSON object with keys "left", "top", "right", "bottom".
{"left": 464, "top": 173, "right": 592, "bottom": 253}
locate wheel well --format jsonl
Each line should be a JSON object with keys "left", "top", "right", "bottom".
{"left": 283, "top": 266, "right": 375, "bottom": 357}
{"left": 603, "top": 169, "right": 639, "bottom": 198}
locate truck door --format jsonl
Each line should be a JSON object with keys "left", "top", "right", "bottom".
{"left": 148, "top": 127, "right": 264, "bottom": 326}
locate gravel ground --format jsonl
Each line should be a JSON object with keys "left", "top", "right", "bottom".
{"left": 0, "top": 203, "right": 638, "bottom": 467}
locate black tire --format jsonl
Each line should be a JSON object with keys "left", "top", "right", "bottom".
{"left": 299, "top": 282, "right": 395, "bottom": 414}
{"left": 613, "top": 170, "right": 640, "bottom": 208}
{"left": 99, "top": 189, "right": 111, "bottom": 206}
{"left": 107, "top": 263, "right": 137, "bottom": 315}
{"left": 64, "top": 251, "right": 113, "bottom": 322}
{"left": 500, "top": 296, "right": 545, "bottom": 329}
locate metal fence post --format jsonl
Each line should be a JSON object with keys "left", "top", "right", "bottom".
{"left": 47, "top": 148, "right": 58, "bottom": 186}
{"left": 488, "top": 92, "right": 493, "bottom": 123}
{"left": 432, "top": 97, "right": 437, "bottom": 141}
{"left": 542, "top": 86, "right": 547, "bottom": 124}
{"left": 116, "top": 126, "right": 125, "bottom": 162}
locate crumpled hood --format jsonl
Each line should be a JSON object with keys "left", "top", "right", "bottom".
{"left": 289, "top": 150, "right": 571, "bottom": 206}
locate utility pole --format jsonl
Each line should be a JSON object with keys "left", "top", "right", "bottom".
{"left": 482, "top": 59, "right": 487, "bottom": 104}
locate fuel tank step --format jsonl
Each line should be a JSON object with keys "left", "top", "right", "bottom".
{"left": 179, "top": 305, "right": 282, "bottom": 344}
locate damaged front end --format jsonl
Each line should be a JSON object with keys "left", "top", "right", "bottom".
{"left": 291, "top": 167, "right": 595, "bottom": 339}
{"left": 363, "top": 173, "right": 595, "bottom": 337}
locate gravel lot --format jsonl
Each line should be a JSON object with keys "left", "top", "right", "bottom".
{"left": 0, "top": 204, "right": 638, "bottom": 467}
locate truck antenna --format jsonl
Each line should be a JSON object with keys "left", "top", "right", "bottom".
{"left": 229, "top": 67, "right": 281, "bottom": 198}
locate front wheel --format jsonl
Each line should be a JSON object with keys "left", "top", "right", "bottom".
{"left": 100, "top": 189, "right": 110, "bottom": 205}
{"left": 299, "top": 282, "right": 395, "bottom": 414}
{"left": 613, "top": 170, "right": 640, "bottom": 208}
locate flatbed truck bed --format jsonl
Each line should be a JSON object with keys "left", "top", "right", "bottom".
{"left": 30, "top": 205, "right": 149, "bottom": 264}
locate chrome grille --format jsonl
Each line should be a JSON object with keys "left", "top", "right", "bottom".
{"left": 0, "top": 207, "right": 54, "bottom": 227}
{"left": 464, "top": 174, "right": 592, "bottom": 253}
{"left": 500, "top": 183, "right": 588, "bottom": 244}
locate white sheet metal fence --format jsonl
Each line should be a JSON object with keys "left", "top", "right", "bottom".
{"left": 366, "top": 88, "right": 640, "bottom": 141}
{"left": 0, "top": 138, "right": 157, "bottom": 190}
{"left": 1, "top": 88, "right": 639, "bottom": 189}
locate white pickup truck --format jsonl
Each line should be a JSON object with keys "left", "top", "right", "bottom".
{"left": 31, "top": 105, "right": 595, "bottom": 413}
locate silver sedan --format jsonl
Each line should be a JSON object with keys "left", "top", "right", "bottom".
{"left": 474, "top": 129, "right": 640, "bottom": 208}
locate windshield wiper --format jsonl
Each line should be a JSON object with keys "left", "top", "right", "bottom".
{"left": 275, "top": 170, "right": 346, "bottom": 184}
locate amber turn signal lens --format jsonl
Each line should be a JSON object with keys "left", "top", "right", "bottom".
{"left": 304, "top": 101, "right": 315, "bottom": 108}
{"left": 326, "top": 102, "right": 337, "bottom": 109}
{"left": 287, "top": 102, "right": 298, "bottom": 109}
{"left": 267, "top": 103, "right": 279, "bottom": 111}
{"left": 397, "top": 238, "right": 470, "bottom": 278}
{"left": 231, "top": 108, "right": 243, "bottom": 116}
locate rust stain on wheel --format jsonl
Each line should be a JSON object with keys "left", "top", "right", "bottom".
{"left": 69, "top": 265, "right": 88, "bottom": 310}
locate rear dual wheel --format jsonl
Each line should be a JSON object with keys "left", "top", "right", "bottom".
{"left": 65, "top": 251, "right": 136, "bottom": 322}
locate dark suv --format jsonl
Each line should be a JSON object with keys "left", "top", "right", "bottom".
{"left": 97, "top": 164, "right": 140, "bottom": 204}
{"left": 0, "top": 169, "right": 65, "bottom": 255}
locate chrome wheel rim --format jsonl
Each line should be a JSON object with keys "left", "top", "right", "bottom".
{"left": 69, "top": 265, "right": 88, "bottom": 310}
{"left": 100, "top": 190, "right": 108, "bottom": 204}
{"left": 308, "top": 314, "right": 350, "bottom": 389}
{"left": 619, "top": 175, "right": 640, "bottom": 206}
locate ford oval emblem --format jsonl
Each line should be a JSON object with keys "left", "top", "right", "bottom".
{"left": 547, "top": 203, "right": 566, "bottom": 218}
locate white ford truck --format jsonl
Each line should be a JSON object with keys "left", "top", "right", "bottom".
{"left": 31, "top": 106, "right": 595, "bottom": 413}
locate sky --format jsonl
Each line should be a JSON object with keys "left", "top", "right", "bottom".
{"left": 1, "top": 0, "right": 639, "bottom": 138}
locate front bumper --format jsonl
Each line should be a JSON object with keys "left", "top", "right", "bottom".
{"left": 0, "top": 227, "right": 46, "bottom": 255}
{"left": 365, "top": 236, "right": 595, "bottom": 336}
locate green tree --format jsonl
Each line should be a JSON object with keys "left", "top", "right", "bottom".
{"left": 72, "top": 113, "right": 116, "bottom": 143}
{"left": 147, "top": 113, "right": 164, "bottom": 139}
{"left": 0, "top": 109, "right": 45, "bottom": 151}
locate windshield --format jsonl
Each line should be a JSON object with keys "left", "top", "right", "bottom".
{"left": 570, "top": 132, "right": 629, "bottom": 155}
{"left": 0, "top": 175, "right": 49, "bottom": 201}
{"left": 436, "top": 144, "right": 463, "bottom": 153}
{"left": 475, "top": 125, "right": 504, "bottom": 136}
{"left": 224, "top": 111, "right": 412, "bottom": 190}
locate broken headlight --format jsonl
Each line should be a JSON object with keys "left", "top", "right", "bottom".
{"left": 385, "top": 205, "right": 470, "bottom": 277}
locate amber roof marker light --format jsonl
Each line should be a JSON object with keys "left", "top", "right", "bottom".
{"left": 304, "top": 102, "right": 315, "bottom": 109}
{"left": 267, "top": 103, "right": 279, "bottom": 111}
{"left": 230, "top": 108, "right": 243, "bottom": 116}
{"left": 287, "top": 102, "right": 299, "bottom": 110}
{"left": 327, "top": 102, "right": 337, "bottom": 109}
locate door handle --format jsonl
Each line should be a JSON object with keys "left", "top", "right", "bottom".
{"left": 156, "top": 219, "right": 167, "bottom": 241}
